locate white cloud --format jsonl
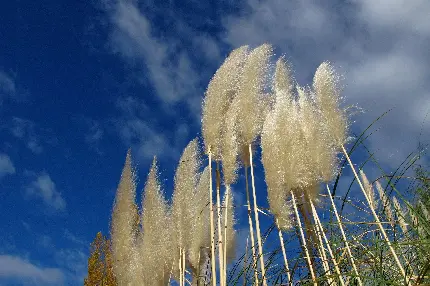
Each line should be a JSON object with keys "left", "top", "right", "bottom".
{"left": 55, "top": 249, "right": 87, "bottom": 284}
{"left": 118, "top": 118, "right": 180, "bottom": 162}
{"left": 222, "top": 0, "right": 430, "bottom": 167}
{"left": 7, "top": 117, "right": 43, "bottom": 154}
{"left": 0, "top": 153, "right": 15, "bottom": 178}
{"left": 0, "top": 255, "right": 64, "bottom": 285}
{"left": 107, "top": 1, "right": 200, "bottom": 111}
{"left": 0, "top": 71, "right": 16, "bottom": 98}
{"left": 26, "top": 173, "right": 66, "bottom": 211}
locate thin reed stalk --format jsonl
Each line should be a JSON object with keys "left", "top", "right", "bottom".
{"left": 290, "top": 190, "right": 317, "bottom": 285}
{"left": 223, "top": 185, "right": 230, "bottom": 286}
{"left": 245, "top": 166, "right": 259, "bottom": 285}
{"left": 325, "top": 184, "right": 362, "bottom": 285}
{"left": 216, "top": 162, "right": 225, "bottom": 286}
{"left": 276, "top": 218, "right": 291, "bottom": 284}
{"left": 341, "top": 145, "right": 407, "bottom": 281}
{"left": 249, "top": 144, "right": 268, "bottom": 286}
{"left": 208, "top": 150, "right": 217, "bottom": 286}
{"left": 309, "top": 199, "right": 345, "bottom": 286}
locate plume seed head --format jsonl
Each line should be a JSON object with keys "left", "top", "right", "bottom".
{"left": 172, "top": 138, "right": 201, "bottom": 248}
{"left": 188, "top": 166, "right": 211, "bottom": 269}
{"left": 392, "top": 196, "right": 408, "bottom": 234}
{"left": 274, "top": 56, "right": 294, "bottom": 100}
{"left": 359, "top": 170, "right": 376, "bottom": 209}
{"left": 313, "top": 61, "right": 348, "bottom": 147}
{"left": 221, "top": 96, "right": 240, "bottom": 184}
{"left": 202, "top": 46, "right": 249, "bottom": 160}
{"left": 110, "top": 149, "right": 138, "bottom": 285}
{"left": 236, "top": 43, "right": 274, "bottom": 145}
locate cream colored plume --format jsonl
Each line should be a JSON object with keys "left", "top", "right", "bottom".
{"left": 359, "top": 170, "right": 376, "bottom": 209}
{"left": 221, "top": 96, "right": 240, "bottom": 185}
{"left": 202, "top": 46, "right": 249, "bottom": 160}
{"left": 171, "top": 138, "right": 201, "bottom": 280}
{"left": 235, "top": 43, "right": 273, "bottom": 146}
{"left": 111, "top": 149, "right": 139, "bottom": 285}
{"left": 188, "top": 166, "right": 211, "bottom": 270}
{"left": 140, "top": 157, "right": 172, "bottom": 285}
{"left": 274, "top": 56, "right": 294, "bottom": 100}
{"left": 313, "top": 62, "right": 348, "bottom": 147}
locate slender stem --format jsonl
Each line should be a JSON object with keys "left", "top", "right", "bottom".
{"left": 223, "top": 185, "right": 230, "bottom": 286}
{"left": 208, "top": 150, "right": 217, "bottom": 286}
{"left": 290, "top": 190, "right": 317, "bottom": 285}
{"left": 326, "top": 184, "right": 362, "bottom": 285}
{"left": 243, "top": 235, "right": 249, "bottom": 286}
{"left": 249, "top": 144, "right": 268, "bottom": 286}
{"left": 313, "top": 220, "right": 333, "bottom": 284}
{"left": 245, "top": 167, "right": 259, "bottom": 286}
{"left": 276, "top": 219, "right": 291, "bottom": 285}
{"left": 309, "top": 200, "right": 345, "bottom": 286}
{"left": 183, "top": 247, "right": 186, "bottom": 286}
{"left": 216, "top": 162, "right": 224, "bottom": 286}
{"left": 180, "top": 248, "right": 183, "bottom": 286}
{"left": 341, "top": 145, "right": 407, "bottom": 281}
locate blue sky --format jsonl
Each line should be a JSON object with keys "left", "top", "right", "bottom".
{"left": 0, "top": 0, "right": 429, "bottom": 285}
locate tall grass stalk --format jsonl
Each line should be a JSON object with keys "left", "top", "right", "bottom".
{"left": 325, "top": 184, "right": 362, "bottom": 285}
{"left": 208, "top": 149, "right": 216, "bottom": 286}
{"left": 249, "top": 143, "right": 268, "bottom": 286}
{"left": 216, "top": 162, "right": 225, "bottom": 286}
{"left": 276, "top": 218, "right": 291, "bottom": 285}
{"left": 290, "top": 190, "right": 317, "bottom": 285}
{"left": 245, "top": 167, "right": 259, "bottom": 286}
{"left": 223, "top": 186, "right": 230, "bottom": 286}
{"left": 341, "top": 145, "right": 407, "bottom": 281}
{"left": 309, "top": 199, "right": 345, "bottom": 285}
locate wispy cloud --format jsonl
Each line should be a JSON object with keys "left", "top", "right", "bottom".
{"left": 222, "top": 0, "right": 430, "bottom": 167}
{"left": 0, "top": 153, "right": 15, "bottom": 178}
{"left": 107, "top": 1, "right": 200, "bottom": 111}
{"left": 6, "top": 117, "right": 43, "bottom": 154}
{"left": 0, "top": 255, "right": 64, "bottom": 285}
{"left": 0, "top": 71, "right": 16, "bottom": 100}
{"left": 54, "top": 248, "right": 87, "bottom": 284}
{"left": 25, "top": 173, "right": 66, "bottom": 211}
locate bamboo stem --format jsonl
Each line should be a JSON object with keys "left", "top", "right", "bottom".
{"left": 290, "top": 190, "right": 317, "bottom": 285}
{"left": 245, "top": 166, "right": 259, "bottom": 286}
{"left": 276, "top": 219, "right": 291, "bottom": 285}
{"left": 325, "top": 184, "right": 362, "bottom": 285}
{"left": 341, "top": 145, "right": 407, "bottom": 280}
{"left": 309, "top": 200, "right": 345, "bottom": 286}
{"left": 208, "top": 150, "right": 217, "bottom": 286}
{"left": 216, "top": 162, "right": 224, "bottom": 286}
{"left": 248, "top": 144, "right": 268, "bottom": 286}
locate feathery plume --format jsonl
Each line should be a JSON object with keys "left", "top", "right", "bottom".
{"left": 359, "top": 170, "right": 376, "bottom": 209}
{"left": 393, "top": 196, "right": 408, "bottom": 234}
{"left": 221, "top": 96, "right": 240, "bottom": 185}
{"left": 235, "top": 43, "right": 273, "bottom": 146}
{"left": 111, "top": 150, "right": 139, "bottom": 285}
{"left": 171, "top": 139, "right": 201, "bottom": 282}
{"left": 202, "top": 46, "right": 249, "bottom": 160}
{"left": 313, "top": 62, "right": 348, "bottom": 147}
{"left": 375, "top": 181, "right": 395, "bottom": 226}
{"left": 188, "top": 166, "right": 211, "bottom": 271}
{"left": 140, "top": 157, "right": 172, "bottom": 285}
{"left": 274, "top": 56, "right": 294, "bottom": 98}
